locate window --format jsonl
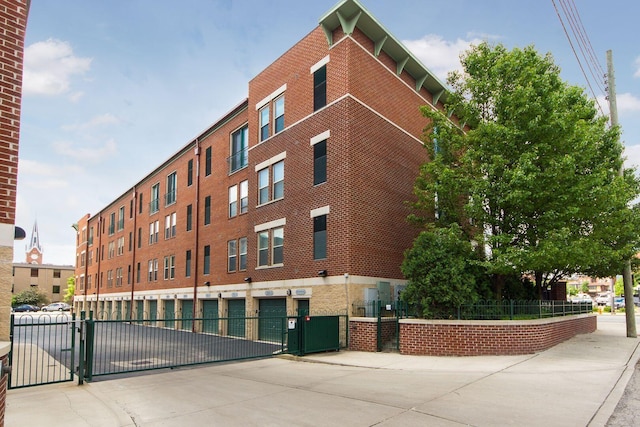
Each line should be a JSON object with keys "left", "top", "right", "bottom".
{"left": 117, "top": 236, "right": 125, "bottom": 256}
{"left": 86, "top": 275, "right": 91, "bottom": 290}
{"left": 107, "top": 270, "right": 113, "bottom": 288}
{"left": 78, "top": 276, "right": 84, "bottom": 291}
{"left": 229, "top": 185, "right": 238, "bottom": 218}
{"left": 88, "top": 227, "right": 94, "bottom": 245}
{"left": 258, "top": 168, "right": 269, "bottom": 205}
{"left": 109, "top": 212, "right": 115, "bottom": 235}
{"left": 186, "top": 204, "right": 193, "bottom": 231}
{"left": 240, "top": 180, "right": 248, "bottom": 214}
{"left": 203, "top": 245, "right": 211, "bottom": 275}
{"left": 239, "top": 237, "right": 247, "bottom": 271}
{"left": 274, "top": 95, "right": 285, "bottom": 133}
{"left": 149, "top": 221, "right": 159, "bottom": 245}
{"left": 118, "top": 206, "right": 125, "bottom": 231}
{"left": 164, "top": 255, "right": 175, "bottom": 280}
{"left": 53, "top": 269, "right": 61, "bottom": 278}
{"left": 230, "top": 125, "right": 248, "bottom": 173}
{"left": 166, "top": 171, "right": 177, "bottom": 206}
{"left": 273, "top": 161, "right": 284, "bottom": 200}
{"left": 187, "top": 159, "right": 193, "bottom": 186}
{"left": 130, "top": 200, "right": 134, "bottom": 219}
{"left": 165, "top": 213, "right": 176, "bottom": 239}
{"left": 150, "top": 183, "right": 160, "bottom": 214}
{"left": 205, "top": 146, "right": 212, "bottom": 176}
{"left": 257, "top": 227, "right": 284, "bottom": 267}
{"left": 52, "top": 285, "right": 60, "bottom": 294}
{"left": 88, "top": 250, "right": 93, "bottom": 266}
{"left": 228, "top": 240, "right": 237, "bottom": 272}
{"left": 127, "top": 265, "right": 131, "bottom": 284}
{"left": 204, "top": 196, "right": 211, "bottom": 225}
{"left": 259, "top": 105, "right": 270, "bottom": 142}
{"left": 185, "top": 250, "right": 192, "bottom": 278}
{"left": 139, "top": 193, "right": 144, "bottom": 214}
{"left": 313, "top": 214, "right": 327, "bottom": 260}
{"left": 116, "top": 267, "right": 123, "bottom": 287}
{"left": 108, "top": 241, "right": 115, "bottom": 258}
{"left": 136, "top": 262, "right": 141, "bottom": 283}
{"left": 313, "top": 65, "right": 327, "bottom": 111}
{"left": 137, "top": 227, "right": 142, "bottom": 249}
{"left": 147, "top": 259, "right": 158, "bottom": 281}
{"left": 148, "top": 260, "right": 153, "bottom": 282}
{"left": 314, "top": 140, "right": 327, "bottom": 185}
{"left": 129, "top": 232, "right": 133, "bottom": 252}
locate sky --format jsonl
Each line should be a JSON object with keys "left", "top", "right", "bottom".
{"left": 15, "top": 0, "right": 640, "bottom": 266}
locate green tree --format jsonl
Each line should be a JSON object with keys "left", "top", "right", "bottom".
{"left": 12, "top": 288, "right": 48, "bottom": 307}
{"left": 63, "top": 276, "right": 75, "bottom": 304}
{"left": 401, "top": 224, "right": 489, "bottom": 318}
{"left": 416, "top": 42, "right": 640, "bottom": 298}
{"left": 581, "top": 282, "right": 590, "bottom": 294}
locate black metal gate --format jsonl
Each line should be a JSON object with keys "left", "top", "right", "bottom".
{"left": 8, "top": 313, "right": 77, "bottom": 389}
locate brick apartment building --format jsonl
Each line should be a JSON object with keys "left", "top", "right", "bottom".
{"left": 73, "top": 0, "right": 451, "bottom": 324}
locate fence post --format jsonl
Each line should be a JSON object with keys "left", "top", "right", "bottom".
{"left": 85, "top": 311, "right": 95, "bottom": 382}
{"left": 510, "top": 300, "right": 514, "bottom": 320}
{"left": 78, "top": 311, "right": 85, "bottom": 385}
{"left": 376, "top": 300, "right": 382, "bottom": 352}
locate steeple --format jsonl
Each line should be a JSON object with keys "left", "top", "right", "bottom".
{"left": 26, "top": 220, "right": 43, "bottom": 264}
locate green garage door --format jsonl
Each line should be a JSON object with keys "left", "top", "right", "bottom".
{"left": 181, "top": 300, "right": 193, "bottom": 331}
{"left": 164, "top": 300, "right": 175, "bottom": 329}
{"left": 136, "top": 300, "right": 144, "bottom": 323}
{"left": 259, "top": 299, "right": 286, "bottom": 342}
{"left": 227, "top": 299, "right": 245, "bottom": 338}
{"left": 148, "top": 300, "right": 158, "bottom": 321}
{"left": 202, "top": 300, "right": 219, "bottom": 334}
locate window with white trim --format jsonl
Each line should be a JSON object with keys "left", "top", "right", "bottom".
{"left": 229, "top": 185, "right": 238, "bottom": 218}
{"left": 257, "top": 160, "right": 284, "bottom": 205}
{"left": 257, "top": 227, "right": 284, "bottom": 267}
{"left": 164, "top": 255, "right": 175, "bottom": 280}
{"left": 259, "top": 106, "right": 269, "bottom": 142}
{"left": 240, "top": 180, "right": 248, "bottom": 214}
{"left": 274, "top": 95, "right": 284, "bottom": 134}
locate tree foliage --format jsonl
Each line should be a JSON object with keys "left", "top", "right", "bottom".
{"left": 63, "top": 276, "right": 75, "bottom": 304}
{"left": 12, "top": 288, "right": 48, "bottom": 307}
{"left": 414, "top": 42, "right": 640, "bottom": 297}
{"left": 401, "top": 224, "right": 489, "bottom": 318}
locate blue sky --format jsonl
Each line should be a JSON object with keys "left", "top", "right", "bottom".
{"left": 16, "top": 0, "right": 640, "bottom": 265}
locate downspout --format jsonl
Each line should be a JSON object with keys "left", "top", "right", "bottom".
{"left": 95, "top": 215, "right": 102, "bottom": 317}
{"left": 192, "top": 139, "right": 201, "bottom": 332}
{"left": 129, "top": 187, "right": 137, "bottom": 320}
{"left": 82, "top": 225, "right": 89, "bottom": 311}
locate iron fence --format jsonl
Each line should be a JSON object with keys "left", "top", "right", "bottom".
{"left": 456, "top": 300, "right": 593, "bottom": 320}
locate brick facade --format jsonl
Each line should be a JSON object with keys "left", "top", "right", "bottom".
{"left": 73, "top": 0, "right": 445, "bottom": 321}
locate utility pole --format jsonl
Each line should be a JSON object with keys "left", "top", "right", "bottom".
{"left": 607, "top": 49, "right": 637, "bottom": 338}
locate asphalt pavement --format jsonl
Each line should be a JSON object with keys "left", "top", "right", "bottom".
{"left": 5, "top": 314, "right": 640, "bottom": 427}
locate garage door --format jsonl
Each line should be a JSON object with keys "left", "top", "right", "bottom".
{"left": 259, "top": 298, "right": 286, "bottom": 342}
{"left": 181, "top": 299, "right": 193, "bottom": 331}
{"left": 164, "top": 300, "right": 175, "bottom": 329}
{"left": 202, "top": 300, "right": 219, "bottom": 334}
{"left": 227, "top": 299, "right": 245, "bottom": 338}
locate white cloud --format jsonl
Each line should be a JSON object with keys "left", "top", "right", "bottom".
{"left": 19, "top": 158, "right": 80, "bottom": 176}
{"left": 617, "top": 93, "right": 640, "bottom": 113}
{"left": 634, "top": 57, "right": 640, "bottom": 78}
{"left": 62, "top": 113, "right": 120, "bottom": 131}
{"left": 402, "top": 34, "right": 485, "bottom": 82}
{"left": 624, "top": 144, "right": 640, "bottom": 170}
{"left": 23, "top": 38, "right": 92, "bottom": 96}
{"left": 52, "top": 138, "right": 117, "bottom": 162}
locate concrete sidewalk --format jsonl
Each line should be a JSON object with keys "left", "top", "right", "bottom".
{"left": 6, "top": 316, "right": 640, "bottom": 427}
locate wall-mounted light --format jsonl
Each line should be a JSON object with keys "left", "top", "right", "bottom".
{"left": 217, "top": 292, "right": 222, "bottom": 298}
{"left": 204, "top": 281, "right": 210, "bottom": 286}
{"left": 286, "top": 289, "right": 292, "bottom": 296}
{"left": 318, "top": 270, "right": 328, "bottom": 277}
{"left": 244, "top": 277, "right": 252, "bottom": 283}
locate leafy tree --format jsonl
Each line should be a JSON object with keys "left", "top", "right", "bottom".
{"left": 416, "top": 42, "right": 640, "bottom": 298}
{"left": 401, "top": 224, "right": 489, "bottom": 318}
{"left": 63, "top": 276, "right": 75, "bottom": 304}
{"left": 12, "top": 288, "right": 48, "bottom": 307}
{"left": 581, "top": 282, "right": 590, "bottom": 294}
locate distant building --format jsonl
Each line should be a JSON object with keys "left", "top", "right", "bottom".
{"left": 73, "top": 0, "right": 455, "bottom": 323}
{"left": 13, "top": 221, "right": 74, "bottom": 303}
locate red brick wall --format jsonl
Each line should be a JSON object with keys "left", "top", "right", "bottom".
{"left": 349, "top": 318, "right": 377, "bottom": 352}
{"left": 0, "top": 354, "right": 6, "bottom": 422}
{"left": 399, "top": 315, "right": 597, "bottom": 356}
{"left": 0, "top": 0, "right": 28, "bottom": 226}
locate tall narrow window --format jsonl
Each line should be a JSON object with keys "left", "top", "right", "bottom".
{"left": 313, "top": 65, "right": 327, "bottom": 111}
{"left": 186, "top": 204, "right": 193, "bottom": 231}
{"left": 165, "top": 215, "right": 171, "bottom": 239}
{"left": 139, "top": 193, "right": 143, "bottom": 214}
{"left": 203, "top": 245, "right": 211, "bottom": 275}
{"left": 259, "top": 106, "right": 270, "bottom": 142}
{"left": 166, "top": 171, "right": 177, "bottom": 206}
{"left": 187, "top": 159, "right": 193, "bottom": 186}
{"left": 230, "top": 125, "right": 248, "bottom": 173}
{"left": 273, "top": 161, "right": 284, "bottom": 200}
{"left": 204, "top": 196, "right": 211, "bottom": 225}
{"left": 118, "top": 206, "right": 125, "bottom": 230}
{"left": 171, "top": 212, "right": 176, "bottom": 237}
{"left": 240, "top": 180, "right": 248, "bottom": 214}
{"left": 229, "top": 185, "right": 238, "bottom": 218}
{"left": 313, "top": 215, "right": 327, "bottom": 260}
{"left": 109, "top": 212, "right": 115, "bottom": 235}
{"left": 149, "top": 223, "right": 155, "bottom": 245}
{"left": 205, "top": 146, "right": 212, "bottom": 176}
{"left": 228, "top": 240, "right": 237, "bottom": 272}
{"left": 314, "top": 140, "right": 327, "bottom": 185}
{"left": 136, "top": 262, "right": 140, "bottom": 283}
{"left": 258, "top": 231, "right": 269, "bottom": 267}
{"left": 239, "top": 237, "right": 247, "bottom": 271}
{"left": 137, "top": 227, "right": 142, "bottom": 249}
{"left": 185, "top": 250, "right": 192, "bottom": 278}
{"left": 129, "top": 200, "right": 133, "bottom": 218}
{"left": 150, "top": 183, "right": 160, "bottom": 213}
{"left": 148, "top": 260, "right": 153, "bottom": 282}
{"left": 272, "top": 227, "right": 284, "bottom": 265}
{"left": 258, "top": 168, "right": 269, "bottom": 205}
{"left": 274, "top": 95, "right": 285, "bottom": 133}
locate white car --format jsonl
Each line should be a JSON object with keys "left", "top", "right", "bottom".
{"left": 41, "top": 302, "right": 71, "bottom": 312}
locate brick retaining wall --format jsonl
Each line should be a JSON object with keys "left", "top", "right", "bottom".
{"left": 349, "top": 314, "right": 596, "bottom": 356}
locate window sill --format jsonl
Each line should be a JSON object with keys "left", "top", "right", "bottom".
{"left": 255, "top": 263, "right": 284, "bottom": 270}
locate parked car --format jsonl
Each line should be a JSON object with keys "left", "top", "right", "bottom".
{"left": 595, "top": 292, "right": 612, "bottom": 306}
{"left": 12, "top": 304, "right": 39, "bottom": 312}
{"left": 570, "top": 295, "right": 593, "bottom": 304}
{"left": 41, "top": 302, "right": 71, "bottom": 312}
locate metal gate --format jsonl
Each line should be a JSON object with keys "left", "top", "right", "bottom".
{"left": 259, "top": 299, "right": 286, "bottom": 341}
{"left": 8, "top": 313, "right": 76, "bottom": 389}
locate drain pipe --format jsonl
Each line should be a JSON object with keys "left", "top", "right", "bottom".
{"left": 192, "top": 139, "right": 201, "bottom": 332}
